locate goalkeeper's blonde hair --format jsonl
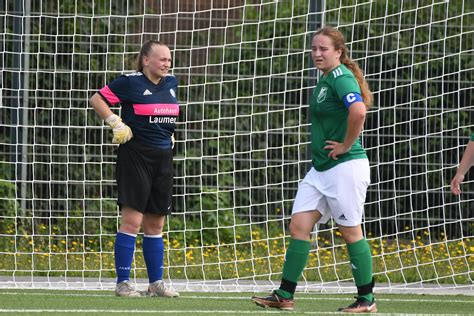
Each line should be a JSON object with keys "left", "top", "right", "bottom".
{"left": 136, "top": 40, "right": 169, "bottom": 72}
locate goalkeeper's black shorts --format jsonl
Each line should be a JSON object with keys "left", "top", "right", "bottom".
{"left": 116, "top": 138, "right": 173, "bottom": 215}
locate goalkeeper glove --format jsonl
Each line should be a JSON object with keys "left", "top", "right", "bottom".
{"left": 105, "top": 114, "right": 133, "bottom": 144}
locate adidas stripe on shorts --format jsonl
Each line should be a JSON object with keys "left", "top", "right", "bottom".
{"left": 292, "top": 159, "right": 370, "bottom": 226}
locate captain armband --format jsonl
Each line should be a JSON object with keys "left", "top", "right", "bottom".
{"left": 343, "top": 92, "right": 363, "bottom": 108}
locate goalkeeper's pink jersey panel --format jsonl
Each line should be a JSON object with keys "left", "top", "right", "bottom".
{"left": 99, "top": 86, "right": 121, "bottom": 105}
{"left": 132, "top": 104, "right": 179, "bottom": 116}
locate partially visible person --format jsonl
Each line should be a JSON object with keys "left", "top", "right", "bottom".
{"left": 90, "top": 40, "right": 179, "bottom": 298}
{"left": 251, "top": 26, "right": 376, "bottom": 313}
{"left": 450, "top": 134, "right": 474, "bottom": 195}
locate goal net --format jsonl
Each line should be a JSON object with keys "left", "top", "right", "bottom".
{"left": 1, "top": 0, "right": 472, "bottom": 293}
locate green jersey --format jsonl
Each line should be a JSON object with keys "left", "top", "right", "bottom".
{"left": 310, "top": 64, "right": 367, "bottom": 171}
{"left": 471, "top": 134, "right": 474, "bottom": 141}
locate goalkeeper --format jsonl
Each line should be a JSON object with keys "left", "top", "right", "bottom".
{"left": 252, "top": 26, "right": 376, "bottom": 313}
{"left": 90, "top": 40, "right": 179, "bottom": 298}
{"left": 450, "top": 134, "right": 474, "bottom": 195}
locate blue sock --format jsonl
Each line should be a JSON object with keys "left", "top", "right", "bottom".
{"left": 114, "top": 232, "right": 136, "bottom": 283}
{"left": 143, "top": 235, "right": 164, "bottom": 283}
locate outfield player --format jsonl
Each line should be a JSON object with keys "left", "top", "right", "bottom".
{"left": 251, "top": 26, "right": 376, "bottom": 313}
{"left": 450, "top": 134, "right": 474, "bottom": 195}
{"left": 90, "top": 40, "right": 179, "bottom": 298}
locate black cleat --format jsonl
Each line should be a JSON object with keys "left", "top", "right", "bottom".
{"left": 338, "top": 297, "right": 377, "bottom": 313}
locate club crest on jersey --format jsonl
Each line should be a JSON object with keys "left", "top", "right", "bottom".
{"left": 317, "top": 87, "right": 327, "bottom": 103}
{"left": 169, "top": 89, "right": 176, "bottom": 98}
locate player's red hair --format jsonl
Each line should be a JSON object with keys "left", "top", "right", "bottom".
{"left": 314, "top": 26, "right": 373, "bottom": 107}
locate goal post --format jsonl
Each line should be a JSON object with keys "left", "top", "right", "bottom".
{"left": 0, "top": 0, "right": 472, "bottom": 293}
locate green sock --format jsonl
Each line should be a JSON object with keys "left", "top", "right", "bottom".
{"left": 276, "top": 238, "right": 311, "bottom": 299}
{"left": 347, "top": 238, "right": 374, "bottom": 302}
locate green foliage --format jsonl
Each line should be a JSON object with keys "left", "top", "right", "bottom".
{"left": 2, "top": 0, "right": 472, "bottom": 285}
{"left": 1, "top": 217, "right": 472, "bottom": 285}
{"left": 174, "top": 2, "right": 309, "bottom": 221}
{"left": 5, "top": 0, "right": 467, "bottom": 231}
{"left": 0, "top": 180, "right": 16, "bottom": 214}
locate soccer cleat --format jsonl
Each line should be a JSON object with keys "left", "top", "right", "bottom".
{"left": 115, "top": 280, "right": 141, "bottom": 297}
{"left": 251, "top": 291, "right": 294, "bottom": 311}
{"left": 338, "top": 297, "right": 377, "bottom": 313}
{"left": 147, "top": 280, "right": 179, "bottom": 298}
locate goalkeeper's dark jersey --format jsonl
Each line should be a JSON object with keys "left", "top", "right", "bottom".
{"left": 98, "top": 72, "right": 179, "bottom": 149}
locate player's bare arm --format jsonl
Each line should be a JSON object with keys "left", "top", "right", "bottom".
{"left": 325, "top": 102, "right": 366, "bottom": 160}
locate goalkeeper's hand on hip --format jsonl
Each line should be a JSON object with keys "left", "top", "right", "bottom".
{"left": 105, "top": 114, "right": 133, "bottom": 144}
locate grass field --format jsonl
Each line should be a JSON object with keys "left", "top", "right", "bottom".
{"left": 0, "top": 289, "right": 472, "bottom": 315}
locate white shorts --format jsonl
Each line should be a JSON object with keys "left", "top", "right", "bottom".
{"left": 292, "top": 159, "right": 370, "bottom": 226}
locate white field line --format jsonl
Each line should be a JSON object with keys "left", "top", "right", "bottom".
{"left": 0, "top": 291, "right": 473, "bottom": 304}
{"left": 0, "top": 310, "right": 470, "bottom": 316}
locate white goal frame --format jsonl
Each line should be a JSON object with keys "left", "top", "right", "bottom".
{"left": 1, "top": 0, "right": 473, "bottom": 294}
